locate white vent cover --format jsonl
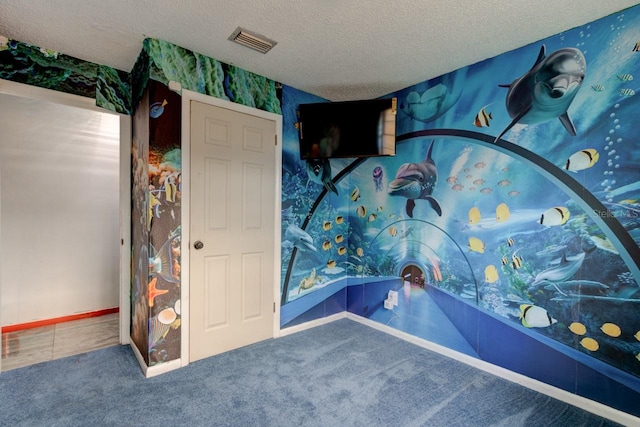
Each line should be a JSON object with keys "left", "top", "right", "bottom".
{"left": 228, "top": 27, "right": 277, "bottom": 54}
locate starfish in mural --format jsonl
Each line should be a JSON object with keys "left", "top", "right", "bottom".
{"left": 147, "top": 277, "right": 168, "bottom": 307}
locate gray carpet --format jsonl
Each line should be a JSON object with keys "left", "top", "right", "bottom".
{"left": 0, "top": 319, "right": 624, "bottom": 426}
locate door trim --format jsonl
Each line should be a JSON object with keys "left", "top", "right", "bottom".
{"left": 180, "top": 89, "right": 283, "bottom": 367}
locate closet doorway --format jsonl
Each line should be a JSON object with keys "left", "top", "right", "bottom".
{"left": 0, "top": 81, "right": 130, "bottom": 372}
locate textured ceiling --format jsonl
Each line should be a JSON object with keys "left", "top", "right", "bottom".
{"left": 1, "top": 1, "right": 639, "bottom": 101}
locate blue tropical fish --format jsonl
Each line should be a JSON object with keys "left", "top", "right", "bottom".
{"left": 150, "top": 99, "right": 168, "bottom": 118}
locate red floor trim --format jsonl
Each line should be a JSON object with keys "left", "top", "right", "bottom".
{"left": 1, "top": 307, "right": 119, "bottom": 333}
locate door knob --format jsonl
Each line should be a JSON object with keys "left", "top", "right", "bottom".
{"left": 194, "top": 241, "right": 204, "bottom": 250}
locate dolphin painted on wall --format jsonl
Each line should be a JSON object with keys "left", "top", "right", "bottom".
{"left": 532, "top": 252, "right": 586, "bottom": 285}
{"left": 495, "top": 45, "right": 586, "bottom": 142}
{"left": 400, "top": 83, "right": 461, "bottom": 123}
{"left": 388, "top": 140, "right": 442, "bottom": 218}
{"left": 283, "top": 223, "right": 316, "bottom": 253}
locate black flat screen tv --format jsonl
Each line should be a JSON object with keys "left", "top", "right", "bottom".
{"left": 297, "top": 97, "right": 397, "bottom": 159}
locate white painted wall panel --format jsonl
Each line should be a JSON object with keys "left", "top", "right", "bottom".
{"left": 0, "top": 94, "right": 120, "bottom": 325}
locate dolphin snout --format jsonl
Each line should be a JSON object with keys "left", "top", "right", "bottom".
{"left": 388, "top": 178, "right": 421, "bottom": 199}
{"left": 551, "top": 88, "right": 566, "bottom": 98}
{"left": 388, "top": 177, "right": 412, "bottom": 192}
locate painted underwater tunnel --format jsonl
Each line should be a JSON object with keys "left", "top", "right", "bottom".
{"left": 280, "top": 5, "right": 640, "bottom": 417}
{"left": 3, "top": 7, "right": 640, "bottom": 418}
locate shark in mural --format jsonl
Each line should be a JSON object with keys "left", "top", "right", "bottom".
{"left": 388, "top": 140, "right": 442, "bottom": 218}
{"left": 495, "top": 45, "right": 586, "bottom": 143}
{"left": 305, "top": 158, "right": 338, "bottom": 195}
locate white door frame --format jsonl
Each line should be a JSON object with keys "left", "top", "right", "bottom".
{"left": 180, "top": 89, "right": 283, "bottom": 367}
{"left": 0, "top": 79, "right": 131, "bottom": 361}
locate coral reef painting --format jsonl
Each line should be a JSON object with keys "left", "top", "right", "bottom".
{"left": 0, "top": 35, "right": 131, "bottom": 114}
{"left": 144, "top": 38, "right": 282, "bottom": 115}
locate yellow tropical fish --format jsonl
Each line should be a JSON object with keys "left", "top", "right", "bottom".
{"left": 148, "top": 192, "right": 161, "bottom": 230}
{"left": 568, "top": 322, "right": 587, "bottom": 335}
{"left": 512, "top": 253, "right": 523, "bottom": 269}
{"left": 323, "top": 221, "right": 332, "bottom": 231}
{"left": 636, "top": 353, "right": 640, "bottom": 363}
{"left": 350, "top": 186, "right": 361, "bottom": 201}
{"left": 334, "top": 234, "right": 344, "bottom": 243}
{"left": 468, "top": 237, "right": 485, "bottom": 254}
{"left": 539, "top": 207, "right": 570, "bottom": 226}
{"left": 337, "top": 246, "right": 347, "bottom": 256}
{"left": 496, "top": 203, "right": 510, "bottom": 222}
{"left": 356, "top": 247, "right": 364, "bottom": 257}
{"left": 468, "top": 207, "right": 481, "bottom": 224}
{"left": 501, "top": 256, "right": 509, "bottom": 266}
{"left": 356, "top": 205, "right": 366, "bottom": 218}
{"left": 322, "top": 239, "right": 332, "bottom": 251}
{"left": 164, "top": 177, "right": 174, "bottom": 203}
{"left": 507, "top": 237, "right": 514, "bottom": 247}
{"left": 389, "top": 226, "right": 398, "bottom": 237}
{"left": 484, "top": 265, "right": 499, "bottom": 283}
{"left": 600, "top": 323, "right": 621, "bottom": 337}
{"left": 635, "top": 330, "right": 640, "bottom": 341}
{"left": 335, "top": 215, "right": 344, "bottom": 224}
{"left": 326, "top": 260, "right": 336, "bottom": 269}
{"left": 619, "top": 88, "right": 635, "bottom": 97}
{"left": 617, "top": 73, "right": 634, "bottom": 82}
{"left": 580, "top": 337, "right": 599, "bottom": 352}
{"left": 564, "top": 148, "right": 599, "bottom": 172}
{"left": 368, "top": 213, "right": 377, "bottom": 222}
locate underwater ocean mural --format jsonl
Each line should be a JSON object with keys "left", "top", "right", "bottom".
{"left": 4, "top": 9, "right": 640, "bottom": 417}
{"left": 144, "top": 80, "right": 182, "bottom": 366}
{"left": 131, "top": 85, "right": 151, "bottom": 363}
{"left": 0, "top": 35, "right": 131, "bottom": 114}
{"left": 129, "top": 38, "right": 284, "bottom": 366}
{"left": 280, "top": 6, "right": 640, "bottom": 417}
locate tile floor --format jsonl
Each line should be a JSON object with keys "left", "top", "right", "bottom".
{"left": 1, "top": 313, "right": 119, "bottom": 372}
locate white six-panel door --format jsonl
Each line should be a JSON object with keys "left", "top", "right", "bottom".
{"left": 189, "top": 100, "right": 276, "bottom": 362}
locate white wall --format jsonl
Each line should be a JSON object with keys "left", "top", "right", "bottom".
{"left": 0, "top": 93, "right": 120, "bottom": 325}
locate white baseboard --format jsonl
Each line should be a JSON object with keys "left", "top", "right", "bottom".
{"left": 145, "top": 358, "right": 182, "bottom": 378}
{"left": 278, "top": 312, "right": 347, "bottom": 337}
{"left": 346, "top": 313, "right": 640, "bottom": 427}
{"left": 129, "top": 338, "right": 181, "bottom": 378}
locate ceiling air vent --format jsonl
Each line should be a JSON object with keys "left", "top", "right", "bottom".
{"left": 228, "top": 27, "right": 277, "bottom": 54}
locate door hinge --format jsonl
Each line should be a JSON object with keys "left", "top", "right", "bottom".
{"left": 274, "top": 135, "right": 277, "bottom": 146}
{"left": 273, "top": 302, "right": 276, "bottom": 313}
